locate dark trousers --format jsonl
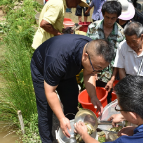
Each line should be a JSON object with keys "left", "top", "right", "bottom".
{"left": 31, "top": 59, "right": 79, "bottom": 143}
{"left": 96, "top": 80, "right": 112, "bottom": 103}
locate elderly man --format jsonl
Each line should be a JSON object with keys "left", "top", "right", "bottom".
{"left": 86, "top": 0, "right": 124, "bottom": 102}
{"left": 31, "top": 34, "right": 114, "bottom": 142}
{"left": 113, "top": 22, "right": 143, "bottom": 79}
{"left": 32, "top": 0, "right": 89, "bottom": 49}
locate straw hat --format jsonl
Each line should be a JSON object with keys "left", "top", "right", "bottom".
{"left": 79, "top": 0, "right": 89, "bottom": 7}
{"left": 118, "top": 0, "right": 135, "bottom": 20}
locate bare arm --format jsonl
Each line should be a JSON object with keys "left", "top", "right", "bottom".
{"left": 44, "top": 81, "right": 71, "bottom": 137}
{"left": 85, "top": 6, "right": 92, "bottom": 14}
{"left": 83, "top": 69, "right": 103, "bottom": 114}
{"left": 119, "top": 68, "right": 126, "bottom": 80}
{"left": 105, "top": 67, "right": 118, "bottom": 92}
{"left": 40, "top": 19, "right": 62, "bottom": 36}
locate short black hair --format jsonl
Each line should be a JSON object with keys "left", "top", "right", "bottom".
{"left": 102, "top": 1, "right": 122, "bottom": 17}
{"left": 87, "top": 39, "right": 115, "bottom": 63}
{"left": 124, "top": 21, "right": 143, "bottom": 38}
{"left": 114, "top": 75, "right": 143, "bottom": 119}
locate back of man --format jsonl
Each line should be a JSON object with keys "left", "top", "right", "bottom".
{"left": 32, "top": 34, "right": 92, "bottom": 81}
{"left": 32, "top": 0, "right": 66, "bottom": 49}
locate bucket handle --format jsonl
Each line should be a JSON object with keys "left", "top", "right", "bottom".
{"left": 56, "top": 113, "right": 75, "bottom": 131}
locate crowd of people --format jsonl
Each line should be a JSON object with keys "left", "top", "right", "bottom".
{"left": 30, "top": 0, "right": 143, "bottom": 142}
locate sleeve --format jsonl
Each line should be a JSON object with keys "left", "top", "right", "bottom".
{"left": 86, "top": 23, "right": 97, "bottom": 39}
{"left": 89, "top": 0, "right": 93, "bottom": 7}
{"left": 44, "top": 57, "right": 66, "bottom": 86}
{"left": 43, "top": 4, "right": 62, "bottom": 25}
{"left": 113, "top": 43, "right": 125, "bottom": 68}
{"left": 104, "top": 136, "right": 123, "bottom": 143}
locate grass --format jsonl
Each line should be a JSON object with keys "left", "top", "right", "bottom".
{"left": 0, "top": 0, "right": 43, "bottom": 142}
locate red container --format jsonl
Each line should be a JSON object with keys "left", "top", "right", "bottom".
{"left": 63, "top": 18, "right": 72, "bottom": 22}
{"left": 113, "top": 80, "right": 119, "bottom": 88}
{"left": 78, "top": 22, "right": 91, "bottom": 32}
{"left": 63, "top": 21, "right": 75, "bottom": 28}
{"left": 111, "top": 92, "right": 117, "bottom": 101}
{"left": 78, "top": 87, "right": 108, "bottom": 117}
{"left": 111, "top": 80, "right": 119, "bottom": 101}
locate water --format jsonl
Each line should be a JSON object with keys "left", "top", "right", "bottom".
{"left": 0, "top": 122, "right": 20, "bottom": 143}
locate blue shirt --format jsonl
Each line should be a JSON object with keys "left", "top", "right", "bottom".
{"left": 89, "top": 0, "right": 106, "bottom": 20}
{"left": 86, "top": 0, "right": 90, "bottom": 4}
{"left": 105, "top": 124, "right": 143, "bottom": 143}
{"left": 32, "top": 34, "right": 92, "bottom": 86}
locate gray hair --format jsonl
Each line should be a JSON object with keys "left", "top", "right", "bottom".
{"left": 87, "top": 39, "right": 115, "bottom": 63}
{"left": 124, "top": 21, "right": 143, "bottom": 37}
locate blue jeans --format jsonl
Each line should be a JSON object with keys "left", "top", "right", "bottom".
{"left": 31, "top": 59, "right": 79, "bottom": 143}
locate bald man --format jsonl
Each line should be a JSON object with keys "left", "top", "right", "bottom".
{"left": 31, "top": 34, "right": 114, "bottom": 142}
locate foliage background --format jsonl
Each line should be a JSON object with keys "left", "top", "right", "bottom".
{"left": 0, "top": 0, "right": 43, "bottom": 142}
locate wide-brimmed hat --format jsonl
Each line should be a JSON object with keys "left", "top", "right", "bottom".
{"left": 79, "top": 0, "right": 89, "bottom": 7}
{"left": 118, "top": 0, "right": 135, "bottom": 20}
{"left": 106, "top": 0, "right": 135, "bottom": 20}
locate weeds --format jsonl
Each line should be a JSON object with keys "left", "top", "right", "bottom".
{"left": 0, "top": 0, "right": 43, "bottom": 142}
{"left": 16, "top": 114, "right": 41, "bottom": 143}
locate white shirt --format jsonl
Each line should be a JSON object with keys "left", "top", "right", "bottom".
{"left": 114, "top": 40, "right": 143, "bottom": 76}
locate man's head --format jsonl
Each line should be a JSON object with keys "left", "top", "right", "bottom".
{"left": 124, "top": 22, "right": 143, "bottom": 52}
{"left": 82, "top": 39, "right": 115, "bottom": 74}
{"left": 102, "top": 1, "right": 122, "bottom": 28}
{"left": 114, "top": 75, "right": 143, "bottom": 122}
{"left": 66, "top": 0, "right": 89, "bottom": 8}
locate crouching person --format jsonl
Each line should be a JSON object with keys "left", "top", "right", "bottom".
{"left": 74, "top": 75, "right": 143, "bottom": 143}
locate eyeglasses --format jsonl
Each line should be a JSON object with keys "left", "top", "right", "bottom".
{"left": 86, "top": 51, "right": 103, "bottom": 73}
{"left": 115, "top": 104, "right": 132, "bottom": 112}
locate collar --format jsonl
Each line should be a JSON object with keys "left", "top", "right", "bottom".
{"left": 134, "top": 124, "right": 143, "bottom": 134}
{"left": 128, "top": 45, "right": 134, "bottom": 52}
{"left": 127, "top": 44, "right": 143, "bottom": 57}
{"left": 99, "top": 20, "right": 121, "bottom": 36}
{"left": 63, "top": 0, "right": 67, "bottom": 8}
{"left": 96, "top": 20, "right": 104, "bottom": 30}
{"left": 97, "top": 20, "right": 123, "bottom": 39}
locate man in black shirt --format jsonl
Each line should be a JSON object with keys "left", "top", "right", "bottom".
{"left": 30, "top": 34, "right": 114, "bottom": 143}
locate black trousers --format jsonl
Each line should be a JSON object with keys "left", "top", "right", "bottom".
{"left": 96, "top": 80, "right": 112, "bottom": 103}
{"left": 31, "top": 59, "right": 79, "bottom": 143}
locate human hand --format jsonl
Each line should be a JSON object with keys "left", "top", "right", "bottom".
{"left": 57, "top": 32, "right": 63, "bottom": 36}
{"left": 59, "top": 117, "right": 71, "bottom": 138}
{"left": 62, "top": 27, "right": 74, "bottom": 34}
{"left": 85, "top": 10, "right": 89, "bottom": 15}
{"left": 105, "top": 80, "right": 113, "bottom": 92}
{"left": 118, "top": 126, "right": 135, "bottom": 136}
{"left": 74, "top": 121, "right": 88, "bottom": 137}
{"left": 90, "top": 96, "right": 103, "bottom": 116}
{"left": 108, "top": 114, "right": 125, "bottom": 127}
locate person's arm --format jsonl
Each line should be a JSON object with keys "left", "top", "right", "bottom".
{"left": 105, "top": 67, "right": 118, "bottom": 92}
{"left": 113, "top": 42, "right": 126, "bottom": 80}
{"left": 83, "top": 69, "right": 103, "bottom": 115}
{"left": 118, "top": 126, "right": 136, "bottom": 136}
{"left": 119, "top": 68, "right": 126, "bottom": 80}
{"left": 44, "top": 81, "right": 71, "bottom": 138}
{"left": 40, "top": 4, "right": 63, "bottom": 36}
{"left": 108, "top": 114, "right": 125, "bottom": 127}
{"left": 74, "top": 121, "right": 100, "bottom": 143}
{"left": 85, "top": 6, "right": 92, "bottom": 14}
{"left": 40, "top": 20, "right": 62, "bottom": 36}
